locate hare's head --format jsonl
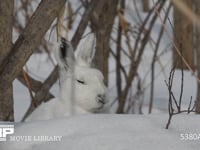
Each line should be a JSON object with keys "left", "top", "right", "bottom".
{"left": 56, "top": 34, "right": 107, "bottom": 112}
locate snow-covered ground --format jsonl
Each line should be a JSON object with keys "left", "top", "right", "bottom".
{"left": 1, "top": 114, "right": 199, "bottom": 150}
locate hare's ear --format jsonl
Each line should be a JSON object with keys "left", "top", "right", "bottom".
{"left": 56, "top": 37, "right": 75, "bottom": 70}
{"left": 77, "top": 33, "right": 96, "bottom": 66}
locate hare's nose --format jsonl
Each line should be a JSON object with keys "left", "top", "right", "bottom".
{"left": 97, "top": 94, "right": 106, "bottom": 104}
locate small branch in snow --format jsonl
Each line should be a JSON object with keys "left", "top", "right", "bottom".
{"left": 165, "top": 67, "right": 196, "bottom": 129}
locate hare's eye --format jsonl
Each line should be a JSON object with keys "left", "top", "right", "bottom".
{"left": 76, "top": 79, "right": 85, "bottom": 85}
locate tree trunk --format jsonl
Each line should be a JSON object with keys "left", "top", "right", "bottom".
{"left": 0, "top": 0, "right": 14, "bottom": 121}
{"left": 173, "top": 0, "right": 194, "bottom": 69}
{"left": 194, "top": 0, "right": 200, "bottom": 113}
{"left": 0, "top": 0, "right": 66, "bottom": 120}
{"left": 93, "top": 0, "right": 119, "bottom": 85}
{"left": 142, "top": 0, "right": 150, "bottom": 12}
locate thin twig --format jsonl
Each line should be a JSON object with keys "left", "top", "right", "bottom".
{"left": 165, "top": 67, "right": 196, "bottom": 129}
{"left": 149, "top": 4, "right": 172, "bottom": 114}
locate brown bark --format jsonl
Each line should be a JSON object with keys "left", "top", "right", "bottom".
{"left": 116, "top": 0, "right": 125, "bottom": 114}
{"left": 194, "top": 0, "right": 200, "bottom": 113}
{"left": 17, "top": 71, "right": 54, "bottom": 101}
{"left": 0, "top": 0, "right": 14, "bottom": 121}
{"left": 22, "top": 66, "right": 58, "bottom": 121}
{"left": 173, "top": 0, "right": 194, "bottom": 69}
{"left": 143, "top": 0, "right": 150, "bottom": 12}
{"left": 0, "top": 0, "right": 66, "bottom": 120}
{"left": 93, "top": 0, "right": 119, "bottom": 85}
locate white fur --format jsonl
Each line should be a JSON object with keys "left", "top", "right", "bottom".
{"left": 25, "top": 34, "right": 107, "bottom": 122}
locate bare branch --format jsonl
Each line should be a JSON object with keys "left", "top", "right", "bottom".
{"left": 165, "top": 67, "right": 196, "bottom": 129}
{"left": 149, "top": 4, "right": 172, "bottom": 114}
{"left": 22, "top": 66, "right": 58, "bottom": 121}
{"left": 0, "top": 0, "right": 14, "bottom": 121}
{"left": 0, "top": 0, "right": 67, "bottom": 102}
{"left": 117, "top": 0, "right": 166, "bottom": 113}
{"left": 22, "top": 0, "right": 107, "bottom": 120}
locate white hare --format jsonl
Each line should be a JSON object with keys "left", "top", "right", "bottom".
{"left": 25, "top": 34, "right": 107, "bottom": 122}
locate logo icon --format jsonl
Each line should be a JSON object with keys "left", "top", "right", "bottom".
{"left": 0, "top": 125, "right": 14, "bottom": 141}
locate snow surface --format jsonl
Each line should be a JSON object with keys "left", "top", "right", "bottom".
{"left": 1, "top": 114, "right": 199, "bottom": 150}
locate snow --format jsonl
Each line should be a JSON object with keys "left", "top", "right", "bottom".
{"left": 1, "top": 114, "right": 199, "bottom": 150}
